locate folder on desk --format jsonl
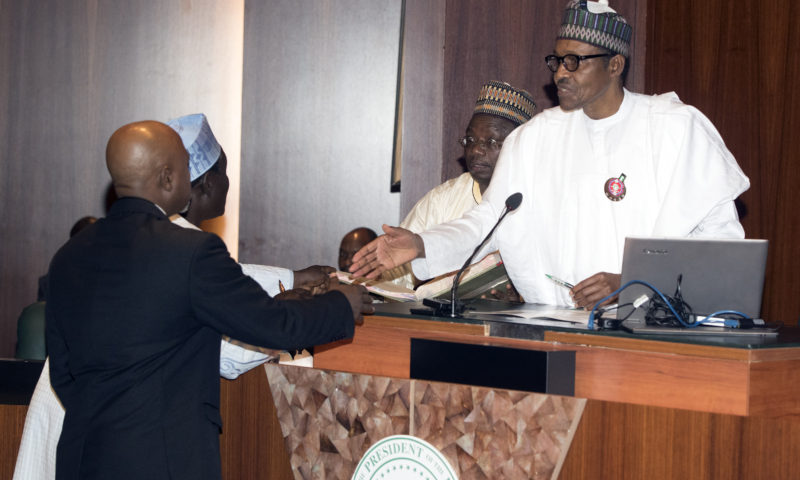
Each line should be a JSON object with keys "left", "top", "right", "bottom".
{"left": 337, "top": 251, "right": 510, "bottom": 303}
{"left": 414, "top": 251, "right": 509, "bottom": 301}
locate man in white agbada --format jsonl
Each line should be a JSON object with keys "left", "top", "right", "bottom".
{"left": 350, "top": 0, "right": 749, "bottom": 309}
{"left": 13, "top": 113, "right": 333, "bottom": 480}
{"left": 389, "top": 81, "right": 535, "bottom": 290}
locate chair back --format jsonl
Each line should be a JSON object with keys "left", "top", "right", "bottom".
{"left": 16, "top": 301, "right": 46, "bottom": 360}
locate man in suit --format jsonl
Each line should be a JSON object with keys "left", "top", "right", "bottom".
{"left": 46, "top": 120, "right": 372, "bottom": 480}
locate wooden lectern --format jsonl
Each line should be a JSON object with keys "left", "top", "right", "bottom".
{"left": 219, "top": 304, "right": 800, "bottom": 479}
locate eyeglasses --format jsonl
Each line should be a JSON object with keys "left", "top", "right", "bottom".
{"left": 458, "top": 136, "right": 503, "bottom": 151}
{"left": 545, "top": 53, "right": 612, "bottom": 73}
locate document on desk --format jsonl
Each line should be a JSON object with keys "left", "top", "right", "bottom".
{"left": 480, "top": 306, "right": 590, "bottom": 325}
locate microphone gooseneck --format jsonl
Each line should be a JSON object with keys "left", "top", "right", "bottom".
{"left": 448, "top": 192, "right": 523, "bottom": 317}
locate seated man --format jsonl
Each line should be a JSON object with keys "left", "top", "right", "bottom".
{"left": 338, "top": 227, "right": 377, "bottom": 272}
{"left": 391, "top": 80, "right": 535, "bottom": 290}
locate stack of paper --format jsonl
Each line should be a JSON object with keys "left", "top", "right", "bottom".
{"left": 335, "top": 271, "right": 417, "bottom": 302}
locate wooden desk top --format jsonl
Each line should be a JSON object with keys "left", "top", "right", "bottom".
{"left": 315, "top": 304, "right": 800, "bottom": 417}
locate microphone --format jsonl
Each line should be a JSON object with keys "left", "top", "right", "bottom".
{"left": 415, "top": 192, "right": 523, "bottom": 318}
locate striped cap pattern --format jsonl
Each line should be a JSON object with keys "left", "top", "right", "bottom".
{"left": 558, "top": 0, "right": 632, "bottom": 57}
{"left": 474, "top": 81, "right": 536, "bottom": 126}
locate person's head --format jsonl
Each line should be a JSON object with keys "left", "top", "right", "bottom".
{"left": 106, "top": 120, "right": 191, "bottom": 216}
{"left": 167, "top": 114, "right": 229, "bottom": 224}
{"left": 461, "top": 81, "right": 536, "bottom": 193}
{"left": 69, "top": 216, "right": 97, "bottom": 237}
{"left": 546, "top": 0, "right": 632, "bottom": 119}
{"left": 339, "top": 227, "right": 377, "bottom": 271}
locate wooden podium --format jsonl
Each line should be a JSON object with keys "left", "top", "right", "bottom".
{"left": 219, "top": 307, "right": 800, "bottom": 479}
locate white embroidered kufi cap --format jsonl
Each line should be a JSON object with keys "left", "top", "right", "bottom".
{"left": 166, "top": 113, "right": 222, "bottom": 182}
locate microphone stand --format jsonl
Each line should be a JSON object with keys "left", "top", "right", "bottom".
{"left": 448, "top": 205, "right": 515, "bottom": 317}
{"left": 412, "top": 192, "right": 523, "bottom": 318}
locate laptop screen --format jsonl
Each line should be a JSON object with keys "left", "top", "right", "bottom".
{"left": 617, "top": 237, "right": 768, "bottom": 323}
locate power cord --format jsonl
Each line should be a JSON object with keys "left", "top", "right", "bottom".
{"left": 591, "top": 302, "right": 634, "bottom": 330}
{"left": 644, "top": 274, "right": 693, "bottom": 328}
{"left": 588, "top": 276, "right": 755, "bottom": 330}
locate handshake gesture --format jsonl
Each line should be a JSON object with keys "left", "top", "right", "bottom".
{"left": 275, "top": 265, "right": 374, "bottom": 325}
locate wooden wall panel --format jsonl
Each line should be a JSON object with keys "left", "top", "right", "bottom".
{"left": 396, "top": 0, "right": 446, "bottom": 218}
{"left": 560, "top": 400, "right": 800, "bottom": 479}
{"left": 239, "top": 0, "right": 403, "bottom": 269}
{"left": 440, "top": 0, "right": 646, "bottom": 182}
{"left": 0, "top": 405, "right": 28, "bottom": 480}
{"left": 0, "top": 0, "right": 245, "bottom": 357}
{"left": 645, "top": 0, "right": 800, "bottom": 325}
{"left": 220, "top": 366, "right": 292, "bottom": 480}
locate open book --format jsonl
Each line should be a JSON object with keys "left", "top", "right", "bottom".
{"left": 336, "top": 251, "right": 509, "bottom": 302}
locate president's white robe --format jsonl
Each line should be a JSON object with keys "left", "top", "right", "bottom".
{"left": 389, "top": 172, "right": 481, "bottom": 289}
{"left": 413, "top": 90, "right": 749, "bottom": 306}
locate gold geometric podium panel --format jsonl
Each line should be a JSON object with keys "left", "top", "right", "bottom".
{"left": 265, "top": 364, "right": 585, "bottom": 479}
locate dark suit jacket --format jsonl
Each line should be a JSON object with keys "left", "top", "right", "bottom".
{"left": 46, "top": 197, "right": 353, "bottom": 480}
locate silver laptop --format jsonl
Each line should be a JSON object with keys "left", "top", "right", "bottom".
{"left": 617, "top": 237, "right": 768, "bottom": 328}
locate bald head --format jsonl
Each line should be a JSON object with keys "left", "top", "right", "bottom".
{"left": 339, "top": 227, "right": 377, "bottom": 271}
{"left": 106, "top": 121, "right": 191, "bottom": 215}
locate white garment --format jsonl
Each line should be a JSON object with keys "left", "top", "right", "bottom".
{"left": 389, "top": 172, "right": 480, "bottom": 289}
{"left": 412, "top": 90, "right": 749, "bottom": 307}
{"left": 13, "top": 216, "right": 292, "bottom": 480}
{"left": 239, "top": 263, "right": 293, "bottom": 297}
{"left": 12, "top": 358, "right": 60, "bottom": 480}
{"left": 401, "top": 172, "right": 480, "bottom": 233}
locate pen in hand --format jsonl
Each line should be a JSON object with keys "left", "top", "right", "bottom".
{"left": 278, "top": 280, "right": 286, "bottom": 293}
{"left": 545, "top": 273, "right": 574, "bottom": 290}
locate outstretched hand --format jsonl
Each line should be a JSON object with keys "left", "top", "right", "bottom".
{"left": 348, "top": 224, "right": 424, "bottom": 279}
{"left": 570, "top": 272, "right": 621, "bottom": 309}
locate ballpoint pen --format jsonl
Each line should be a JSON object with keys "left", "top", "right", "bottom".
{"left": 545, "top": 273, "right": 574, "bottom": 290}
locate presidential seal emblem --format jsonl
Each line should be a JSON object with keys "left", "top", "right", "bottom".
{"left": 352, "top": 435, "right": 458, "bottom": 480}
{"left": 604, "top": 173, "right": 627, "bottom": 201}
